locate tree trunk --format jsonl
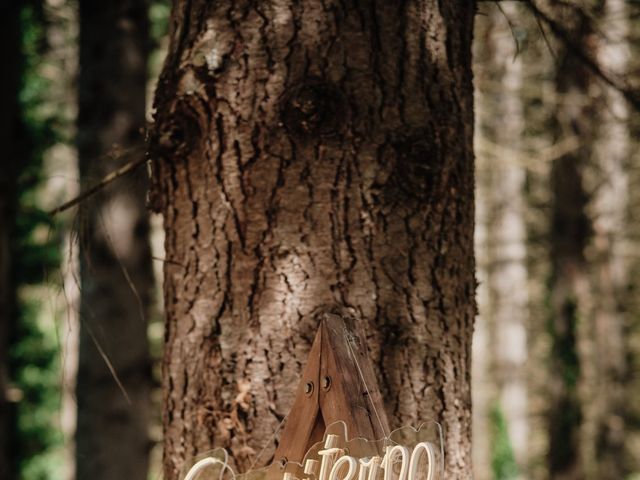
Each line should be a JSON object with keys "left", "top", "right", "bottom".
{"left": 546, "top": 2, "right": 634, "bottom": 478}
{"left": 148, "top": 2, "right": 476, "bottom": 479}
{"left": 582, "top": 1, "right": 629, "bottom": 477}
{"left": 75, "top": 1, "right": 153, "bottom": 479}
{"left": 474, "top": 4, "right": 529, "bottom": 478}
{"left": 547, "top": 7, "right": 595, "bottom": 479}
{"left": 0, "top": 2, "right": 23, "bottom": 478}
{"left": 625, "top": 5, "right": 640, "bottom": 475}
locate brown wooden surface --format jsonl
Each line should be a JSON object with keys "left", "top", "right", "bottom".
{"left": 274, "top": 314, "right": 390, "bottom": 465}
{"left": 272, "top": 324, "right": 322, "bottom": 463}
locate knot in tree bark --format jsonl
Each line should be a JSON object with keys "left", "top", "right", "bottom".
{"left": 388, "top": 129, "right": 442, "bottom": 202}
{"left": 281, "top": 80, "right": 348, "bottom": 138}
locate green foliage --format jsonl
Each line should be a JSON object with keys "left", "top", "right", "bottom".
{"left": 149, "top": 0, "right": 171, "bottom": 86}
{"left": 8, "top": 2, "right": 64, "bottom": 479}
{"left": 543, "top": 278, "right": 583, "bottom": 472}
{"left": 489, "top": 404, "right": 519, "bottom": 480}
{"left": 10, "top": 298, "right": 63, "bottom": 480}
{"left": 15, "top": 0, "right": 60, "bottom": 291}
{"left": 550, "top": 297, "right": 581, "bottom": 389}
{"left": 149, "top": 0, "right": 171, "bottom": 45}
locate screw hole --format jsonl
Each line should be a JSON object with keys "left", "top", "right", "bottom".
{"left": 304, "top": 381, "right": 314, "bottom": 396}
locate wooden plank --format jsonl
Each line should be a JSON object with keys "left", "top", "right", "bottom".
{"left": 273, "top": 313, "right": 390, "bottom": 465}
{"left": 273, "top": 327, "right": 322, "bottom": 464}
{"left": 319, "top": 314, "right": 390, "bottom": 449}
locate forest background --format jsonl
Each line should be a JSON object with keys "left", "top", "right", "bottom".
{"left": 1, "top": 0, "right": 639, "bottom": 479}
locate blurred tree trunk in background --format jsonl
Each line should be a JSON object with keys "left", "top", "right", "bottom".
{"left": 0, "top": 2, "right": 23, "bottom": 479}
{"left": 583, "top": 0, "right": 629, "bottom": 477}
{"left": 75, "top": 1, "right": 153, "bottom": 479}
{"left": 546, "top": 1, "right": 632, "bottom": 479}
{"left": 148, "top": 1, "right": 476, "bottom": 479}
{"left": 519, "top": 17, "right": 556, "bottom": 480}
{"left": 625, "top": 3, "right": 640, "bottom": 474}
{"left": 546, "top": 7, "right": 594, "bottom": 479}
{"left": 474, "top": 4, "right": 529, "bottom": 479}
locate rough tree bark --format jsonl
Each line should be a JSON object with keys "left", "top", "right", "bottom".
{"left": 0, "top": 2, "right": 23, "bottom": 479}
{"left": 75, "top": 1, "right": 153, "bottom": 479}
{"left": 149, "top": 2, "right": 476, "bottom": 479}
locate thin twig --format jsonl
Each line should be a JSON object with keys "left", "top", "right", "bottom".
{"left": 49, "top": 153, "right": 147, "bottom": 216}
{"left": 522, "top": 0, "right": 640, "bottom": 111}
{"left": 531, "top": 4, "right": 557, "bottom": 60}
{"left": 85, "top": 320, "right": 132, "bottom": 405}
{"left": 495, "top": 2, "right": 522, "bottom": 61}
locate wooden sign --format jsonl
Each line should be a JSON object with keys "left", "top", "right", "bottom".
{"left": 182, "top": 314, "right": 444, "bottom": 480}
{"left": 274, "top": 313, "right": 390, "bottom": 464}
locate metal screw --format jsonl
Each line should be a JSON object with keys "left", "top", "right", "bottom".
{"left": 304, "top": 381, "right": 314, "bottom": 396}
{"left": 322, "top": 376, "right": 332, "bottom": 390}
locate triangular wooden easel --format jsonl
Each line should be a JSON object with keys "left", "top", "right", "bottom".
{"left": 273, "top": 313, "right": 391, "bottom": 465}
